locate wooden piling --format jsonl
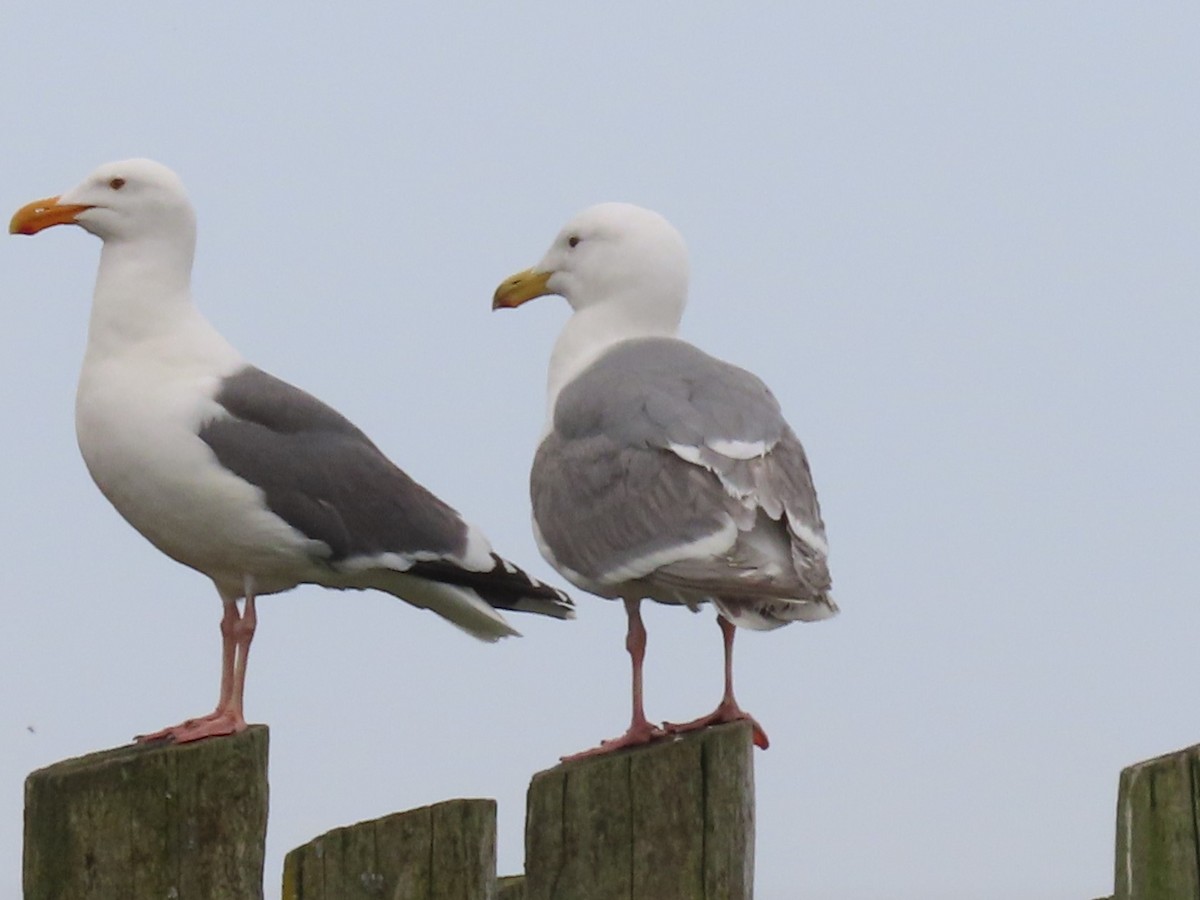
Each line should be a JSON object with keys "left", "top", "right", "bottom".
{"left": 25, "top": 718, "right": 757, "bottom": 897}
{"left": 498, "top": 874, "right": 526, "bottom": 899}
{"left": 1113, "top": 742, "right": 1200, "bottom": 900}
{"left": 282, "top": 798, "right": 497, "bottom": 899}
{"left": 23, "top": 725, "right": 269, "bottom": 900}
{"left": 523, "top": 722, "right": 756, "bottom": 900}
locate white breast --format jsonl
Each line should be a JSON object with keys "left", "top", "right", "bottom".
{"left": 74, "top": 316, "right": 323, "bottom": 594}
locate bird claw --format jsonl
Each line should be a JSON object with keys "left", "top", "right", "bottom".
{"left": 560, "top": 720, "right": 670, "bottom": 762}
{"left": 135, "top": 709, "right": 247, "bottom": 745}
{"left": 664, "top": 703, "right": 770, "bottom": 750}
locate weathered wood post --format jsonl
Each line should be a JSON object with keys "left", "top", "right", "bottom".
{"left": 282, "top": 723, "right": 754, "bottom": 900}
{"left": 520, "top": 721, "right": 756, "bottom": 900}
{"left": 282, "top": 798, "right": 497, "bottom": 899}
{"left": 498, "top": 874, "right": 526, "bottom": 899}
{"left": 23, "top": 724, "right": 269, "bottom": 900}
{"left": 1112, "top": 742, "right": 1200, "bottom": 900}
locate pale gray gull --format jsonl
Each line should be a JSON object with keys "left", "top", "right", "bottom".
{"left": 493, "top": 202, "right": 835, "bottom": 760}
{"left": 10, "top": 159, "right": 573, "bottom": 744}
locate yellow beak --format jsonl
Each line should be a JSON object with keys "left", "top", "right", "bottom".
{"left": 492, "top": 268, "right": 554, "bottom": 310}
{"left": 10, "top": 196, "right": 92, "bottom": 235}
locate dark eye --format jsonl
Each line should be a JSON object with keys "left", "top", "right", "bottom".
{"left": 109, "top": 177, "right": 126, "bottom": 190}
{"left": 567, "top": 235, "right": 580, "bottom": 248}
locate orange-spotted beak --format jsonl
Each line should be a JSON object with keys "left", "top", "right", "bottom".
{"left": 9, "top": 196, "right": 92, "bottom": 236}
{"left": 493, "top": 268, "right": 553, "bottom": 310}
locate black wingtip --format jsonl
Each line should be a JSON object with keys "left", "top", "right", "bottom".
{"left": 405, "top": 554, "right": 576, "bottom": 621}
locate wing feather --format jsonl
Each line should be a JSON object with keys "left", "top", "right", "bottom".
{"left": 532, "top": 338, "right": 833, "bottom": 620}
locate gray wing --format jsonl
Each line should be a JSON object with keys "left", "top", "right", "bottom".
{"left": 532, "top": 338, "right": 831, "bottom": 619}
{"left": 202, "top": 366, "right": 572, "bottom": 616}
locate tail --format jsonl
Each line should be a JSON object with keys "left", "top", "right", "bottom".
{"left": 407, "top": 553, "right": 575, "bottom": 620}
{"left": 333, "top": 554, "right": 574, "bottom": 643}
{"left": 714, "top": 593, "right": 839, "bottom": 631}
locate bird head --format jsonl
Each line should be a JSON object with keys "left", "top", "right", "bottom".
{"left": 493, "top": 202, "right": 690, "bottom": 327}
{"left": 10, "top": 158, "right": 196, "bottom": 245}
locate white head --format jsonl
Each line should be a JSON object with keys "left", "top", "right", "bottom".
{"left": 494, "top": 202, "right": 690, "bottom": 331}
{"left": 10, "top": 158, "right": 196, "bottom": 248}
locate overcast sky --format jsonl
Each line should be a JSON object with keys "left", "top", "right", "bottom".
{"left": 1, "top": 4, "right": 1197, "bottom": 898}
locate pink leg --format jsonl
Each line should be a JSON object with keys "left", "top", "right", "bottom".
{"left": 561, "top": 598, "right": 668, "bottom": 762}
{"left": 214, "top": 597, "right": 239, "bottom": 712}
{"left": 224, "top": 593, "right": 257, "bottom": 725}
{"left": 136, "top": 583, "right": 256, "bottom": 744}
{"left": 664, "top": 615, "right": 770, "bottom": 749}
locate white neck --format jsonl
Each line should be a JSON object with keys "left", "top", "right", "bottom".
{"left": 80, "top": 235, "right": 243, "bottom": 379}
{"left": 84, "top": 237, "right": 198, "bottom": 357}
{"left": 544, "top": 291, "right": 682, "bottom": 427}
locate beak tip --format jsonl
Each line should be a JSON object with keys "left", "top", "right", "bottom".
{"left": 491, "top": 269, "right": 553, "bottom": 312}
{"left": 9, "top": 196, "right": 86, "bottom": 236}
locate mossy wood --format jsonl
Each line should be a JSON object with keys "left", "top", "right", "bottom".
{"left": 23, "top": 724, "right": 269, "bottom": 900}
{"left": 498, "top": 874, "right": 526, "bottom": 899}
{"left": 1113, "top": 742, "right": 1200, "bottom": 900}
{"left": 282, "top": 798, "right": 497, "bottom": 900}
{"left": 524, "top": 722, "right": 755, "bottom": 900}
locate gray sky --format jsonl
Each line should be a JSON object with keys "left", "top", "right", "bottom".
{"left": 2, "top": 4, "right": 1197, "bottom": 898}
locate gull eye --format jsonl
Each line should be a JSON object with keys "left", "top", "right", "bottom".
{"left": 567, "top": 235, "right": 581, "bottom": 248}
{"left": 109, "top": 177, "right": 126, "bottom": 190}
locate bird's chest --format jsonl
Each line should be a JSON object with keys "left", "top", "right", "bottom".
{"left": 73, "top": 356, "right": 296, "bottom": 577}
{"left": 77, "top": 355, "right": 217, "bottom": 489}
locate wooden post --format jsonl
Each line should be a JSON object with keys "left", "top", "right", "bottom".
{"left": 282, "top": 798, "right": 497, "bottom": 899}
{"left": 1113, "top": 743, "right": 1200, "bottom": 900}
{"left": 23, "top": 725, "right": 269, "bottom": 900}
{"left": 523, "top": 722, "right": 755, "bottom": 900}
{"left": 498, "top": 874, "right": 526, "bottom": 899}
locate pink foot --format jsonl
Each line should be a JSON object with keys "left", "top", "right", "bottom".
{"left": 135, "top": 709, "right": 248, "bottom": 745}
{"left": 664, "top": 700, "right": 770, "bottom": 750}
{"left": 560, "top": 720, "right": 670, "bottom": 762}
